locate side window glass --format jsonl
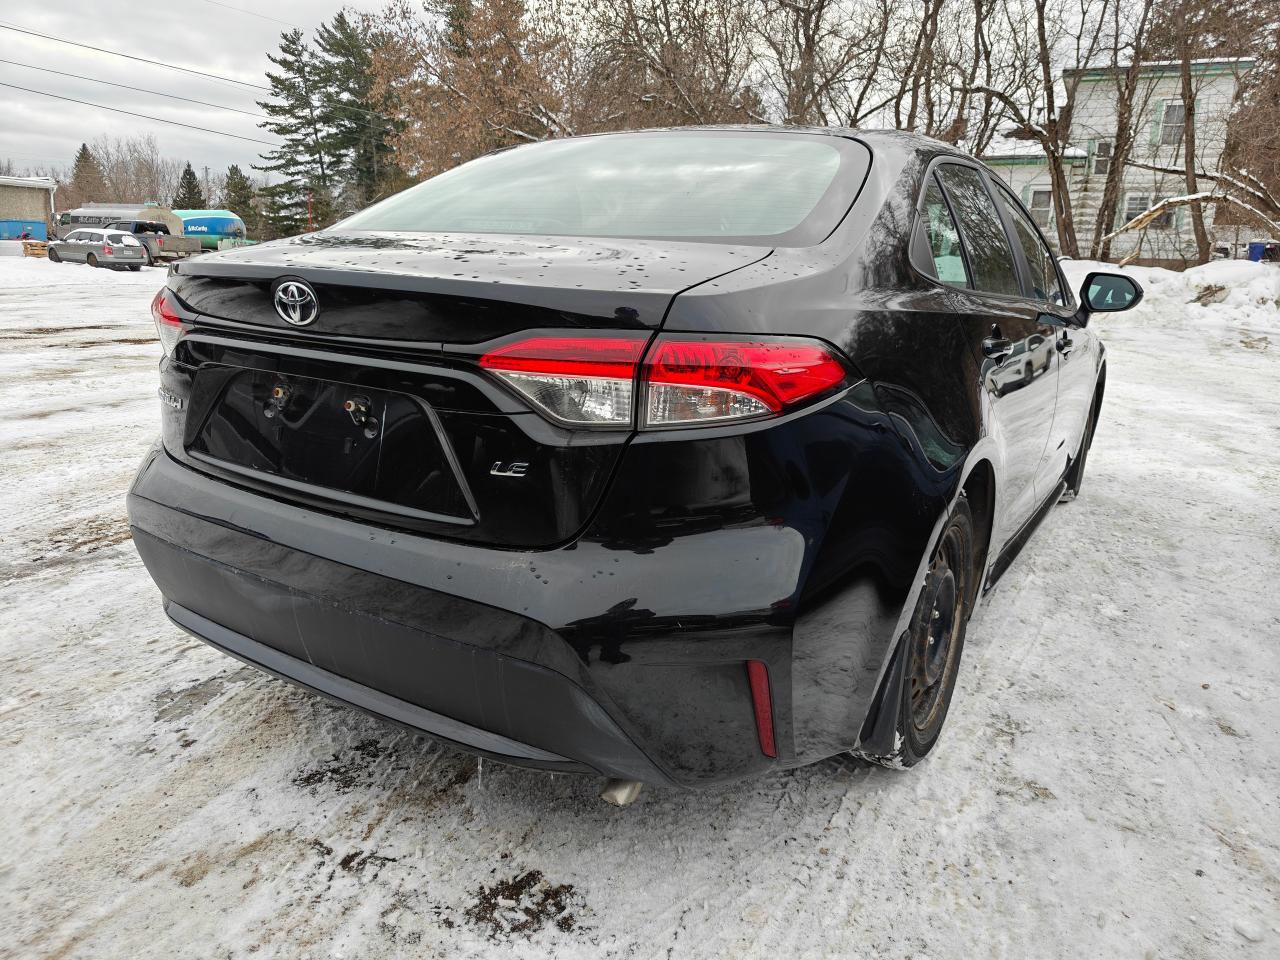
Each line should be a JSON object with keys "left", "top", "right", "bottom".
{"left": 993, "top": 182, "right": 1066, "bottom": 305}
{"left": 920, "top": 175, "right": 969, "bottom": 287}
{"left": 935, "top": 165, "right": 1021, "bottom": 296}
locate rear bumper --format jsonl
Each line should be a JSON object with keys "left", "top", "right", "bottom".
{"left": 128, "top": 445, "right": 795, "bottom": 787}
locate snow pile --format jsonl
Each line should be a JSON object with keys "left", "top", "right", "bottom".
{"left": 1061, "top": 258, "right": 1280, "bottom": 338}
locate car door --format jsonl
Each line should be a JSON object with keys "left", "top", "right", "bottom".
{"left": 929, "top": 162, "right": 1060, "bottom": 547}
{"left": 988, "top": 179, "right": 1091, "bottom": 485}
{"left": 62, "top": 231, "right": 87, "bottom": 261}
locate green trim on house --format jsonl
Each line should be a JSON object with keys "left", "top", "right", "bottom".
{"left": 982, "top": 155, "right": 1049, "bottom": 166}
{"left": 1065, "top": 59, "right": 1255, "bottom": 83}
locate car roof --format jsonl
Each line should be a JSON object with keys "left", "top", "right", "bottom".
{"left": 546, "top": 124, "right": 970, "bottom": 160}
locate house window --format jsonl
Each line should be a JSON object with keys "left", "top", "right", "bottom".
{"left": 1124, "top": 194, "right": 1173, "bottom": 229}
{"left": 1093, "top": 141, "right": 1112, "bottom": 176}
{"left": 1160, "top": 102, "right": 1185, "bottom": 146}
{"left": 1028, "top": 189, "right": 1052, "bottom": 228}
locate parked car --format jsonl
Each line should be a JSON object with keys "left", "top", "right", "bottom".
{"left": 46, "top": 228, "right": 147, "bottom": 270}
{"left": 103, "top": 220, "right": 202, "bottom": 265}
{"left": 127, "top": 128, "right": 1141, "bottom": 801}
{"left": 983, "top": 332, "right": 1054, "bottom": 397}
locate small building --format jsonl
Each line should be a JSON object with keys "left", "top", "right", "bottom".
{"left": 981, "top": 58, "right": 1255, "bottom": 267}
{"left": 0, "top": 175, "right": 57, "bottom": 240}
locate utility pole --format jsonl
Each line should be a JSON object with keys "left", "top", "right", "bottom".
{"left": 202, "top": 165, "right": 210, "bottom": 206}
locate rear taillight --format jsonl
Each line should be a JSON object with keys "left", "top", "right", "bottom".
{"left": 151, "top": 288, "right": 185, "bottom": 355}
{"left": 479, "top": 333, "right": 848, "bottom": 429}
{"left": 642, "top": 337, "right": 847, "bottom": 427}
{"left": 102, "top": 244, "right": 113, "bottom": 255}
{"left": 479, "top": 336, "right": 648, "bottom": 426}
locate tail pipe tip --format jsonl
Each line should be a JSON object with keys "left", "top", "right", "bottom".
{"left": 599, "top": 779, "right": 644, "bottom": 807}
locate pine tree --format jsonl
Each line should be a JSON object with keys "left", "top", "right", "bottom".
{"left": 256, "top": 29, "right": 336, "bottom": 234}
{"left": 218, "top": 164, "right": 259, "bottom": 238}
{"left": 172, "top": 162, "right": 207, "bottom": 209}
{"left": 69, "top": 143, "right": 107, "bottom": 205}
{"left": 313, "top": 12, "right": 405, "bottom": 212}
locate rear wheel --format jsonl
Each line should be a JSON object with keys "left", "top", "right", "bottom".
{"left": 865, "top": 497, "right": 975, "bottom": 768}
{"left": 1062, "top": 390, "right": 1101, "bottom": 500}
{"left": 47, "top": 247, "right": 61, "bottom": 263}
{"left": 86, "top": 253, "right": 100, "bottom": 268}
{"left": 127, "top": 265, "right": 141, "bottom": 272}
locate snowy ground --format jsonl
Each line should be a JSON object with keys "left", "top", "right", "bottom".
{"left": 2, "top": 255, "right": 1278, "bottom": 959}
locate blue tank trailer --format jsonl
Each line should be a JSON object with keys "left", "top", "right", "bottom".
{"left": 172, "top": 210, "right": 249, "bottom": 250}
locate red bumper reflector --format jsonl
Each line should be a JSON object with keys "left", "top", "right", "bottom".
{"left": 746, "top": 659, "right": 777, "bottom": 758}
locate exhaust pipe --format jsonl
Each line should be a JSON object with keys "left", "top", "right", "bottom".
{"left": 599, "top": 778, "right": 644, "bottom": 807}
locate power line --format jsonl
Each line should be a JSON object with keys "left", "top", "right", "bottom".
{"left": 0, "top": 20, "right": 271, "bottom": 92}
{"left": 199, "top": 0, "right": 304, "bottom": 29}
{"left": 0, "top": 21, "right": 390, "bottom": 124}
{"left": 0, "top": 82, "right": 282, "bottom": 146}
{"left": 0, "top": 58, "right": 267, "bottom": 119}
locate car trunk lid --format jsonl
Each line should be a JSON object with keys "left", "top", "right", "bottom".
{"left": 161, "top": 232, "right": 769, "bottom": 548}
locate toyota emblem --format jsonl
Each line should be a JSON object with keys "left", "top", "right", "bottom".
{"left": 272, "top": 279, "right": 319, "bottom": 326}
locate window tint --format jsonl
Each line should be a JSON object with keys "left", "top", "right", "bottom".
{"left": 919, "top": 175, "right": 969, "bottom": 286}
{"left": 992, "top": 182, "right": 1065, "bottom": 305}
{"left": 935, "top": 165, "right": 1020, "bottom": 296}
{"left": 338, "top": 133, "right": 865, "bottom": 243}
{"left": 106, "top": 233, "right": 128, "bottom": 243}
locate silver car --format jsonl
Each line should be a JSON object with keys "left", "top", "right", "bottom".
{"left": 47, "top": 228, "right": 148, "bottom": 271}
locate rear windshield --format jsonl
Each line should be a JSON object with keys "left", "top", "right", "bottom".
{"left": 336, "top": 132, "right": 869, "bottom": 245}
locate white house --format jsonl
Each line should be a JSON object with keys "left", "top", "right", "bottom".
{"left": 982, "top": 58, "right": 1255, "bottom": 266}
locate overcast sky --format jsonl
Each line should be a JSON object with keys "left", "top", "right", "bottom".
{"left": 1, "top": 0, "right": 390, "bottom": 180}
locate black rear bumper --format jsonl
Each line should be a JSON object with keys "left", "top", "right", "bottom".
{"left": 128, "top": 488, "right": 675, "bottom": 786}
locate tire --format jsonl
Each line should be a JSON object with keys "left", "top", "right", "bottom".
{"left": 864, "top": 496, "right": 976, "bottom": 768}
{"left": 1062, "top": 390, "right": 1101, "bottom": 500}
{"left": 86, "top": 253, "right": 100, "bottom": 268}
{"left": 143, "top": 248, "right": 155, "bottom": 267}
{"left": 47, "top": 247, "right": 61, "bottom": 263}
{"left": 128, "top": 265, "right": 141, "bottom": 272}
{"left": 1023, "top": 362, "right": 1034, "bottom": 384}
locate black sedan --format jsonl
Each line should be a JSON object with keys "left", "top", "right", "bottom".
{"left": 127, "top": 127, "right": 1141, "bottom": 800}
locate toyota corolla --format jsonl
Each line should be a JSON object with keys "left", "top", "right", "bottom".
{"left": 127, "top": 128, "right": 1141, "bottom": 801}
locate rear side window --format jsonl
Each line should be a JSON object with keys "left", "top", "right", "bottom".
{"left": 920, "top": 176, "right": 969, "bottom": 286}
{"left": 936, "top": 165, "right": 1020, "bottom": 296}
{"left": 992, "top": 182, "right": 1066, "bottom": 305}
{"left": 106, "top": 233, "right": 127, "bottom": 243}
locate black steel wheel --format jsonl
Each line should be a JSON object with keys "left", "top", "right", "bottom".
{"left": 47, "top": 247, "right": 61, "bottom": 263}
{"left": 86, "top": 253, "right": 100, "bottom": 268}
{"left": 866, "top": 496, "right": 975, "bottom": 768}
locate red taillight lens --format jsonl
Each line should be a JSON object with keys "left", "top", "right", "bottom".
{"left": 746, "top": 660, "right": 777, "bottom": 758}
{"left": 479, "top": 336, "right": 648, "bottom": 426}
{"left": 642, "top": 336, "right": 847, "bottom": 427}
{"left": 151, "top": 288, "right": 185, "bottom": 355}
{"left": 102, "top": 244, "right": 113, "bottom": 255}
{"left": 478, "top": 333, "right": 848, "bottom": 429}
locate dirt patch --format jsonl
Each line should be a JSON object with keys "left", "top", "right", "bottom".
{"left": 292, "top": 737, "right": 394, "bottom": 793}
{"left": 42, "top": 515, "right": 133, "bottom": 555}
{"left": 1240, "top": 334, "right": 1270, "bottom": 351}
{"left": 465, "top": 870, "right": 580, "bottom": 938}
{"left": 154, "top": 674, "right": 233, "bottom": 724}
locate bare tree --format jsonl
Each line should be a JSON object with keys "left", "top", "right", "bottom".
{"left": 957, "top": 0, "right": 1113, "bottom": 257}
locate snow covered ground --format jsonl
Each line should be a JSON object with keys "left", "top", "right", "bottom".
{"left": 2, "top": 255, "right": 1278, "bottom": 958}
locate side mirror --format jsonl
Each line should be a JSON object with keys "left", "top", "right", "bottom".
{"left": 1074, "top": 271, "right": 1143, "bottom": 325}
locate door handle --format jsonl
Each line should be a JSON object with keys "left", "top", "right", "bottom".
{"left": 983, "top": 325, "right": 1012, "bottom": 360}
{"left": 1056, "top": 335, "right": 1073, "bottom": 355}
